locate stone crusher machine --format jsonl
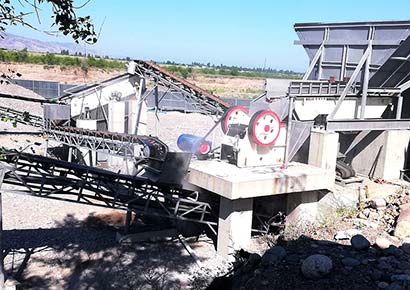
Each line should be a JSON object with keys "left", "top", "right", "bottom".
{"left": 178, "top": 102, "right": 312, "bottom": 170}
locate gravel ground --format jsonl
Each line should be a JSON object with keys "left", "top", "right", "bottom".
{"left": 146, "top": 111, "right": 224, "bottom": 151}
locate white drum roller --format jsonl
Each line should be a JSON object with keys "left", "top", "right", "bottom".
{"left": 248, "top": 110, "right": 281, "bottom": 146}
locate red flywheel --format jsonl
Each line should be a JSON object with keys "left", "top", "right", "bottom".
{"left": 249, "top": 110, "right": 281, "bottom": 146}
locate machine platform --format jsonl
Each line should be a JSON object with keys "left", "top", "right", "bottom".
{"left": 186, "top": 160, "right": 334, "bottom": 200}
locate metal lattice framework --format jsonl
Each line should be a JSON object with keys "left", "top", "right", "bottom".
{"left": 132, "top": 60, "right": 230, "bottom": 115}
{"left": 43, "top": 121, "right": 169, "bottom": 161}
{"left": 0, "top": 105, "right": 171, "bottom": 161}
{"left": 0, "top": 151, "right": 218, "bottom": 233}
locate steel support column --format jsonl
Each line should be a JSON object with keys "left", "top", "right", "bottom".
{"left": 397, "top": 95, "right": 403, "bottom": 120}
{"left": 360, "top": 26, "right": 374, "bottom": 120}
{"left": 134, "top": 78, "right": 146, "bottom": 135}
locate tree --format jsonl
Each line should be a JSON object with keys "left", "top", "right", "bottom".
{"left": 0, "top": 0, "right": 97, "bottom": 43}
{"left": 0, "top": 0, "right": 97, "bottom": 82}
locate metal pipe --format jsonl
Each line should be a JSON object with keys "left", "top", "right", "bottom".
{"left": 134, "top": 78, "right": 146, "bottom": 135}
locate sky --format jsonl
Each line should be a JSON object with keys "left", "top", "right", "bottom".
{"left": 4, "top": 0, "right": 410, "bottom": 72}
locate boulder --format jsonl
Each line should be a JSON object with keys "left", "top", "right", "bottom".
{"left": 351, "top": 234, "right": 371, "bottom": 250}
{"left": 375, "top": 237, "right": 392, "bottom": 250}
{"left": 370, "top": 198, "right": 387, "bottom": 209}
{"left": 301, "top": 254, "right": 333, "bottom": 279}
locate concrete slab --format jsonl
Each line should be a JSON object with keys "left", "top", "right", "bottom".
{"left": 186, "top": 160, "right": 334, "bottom": 200}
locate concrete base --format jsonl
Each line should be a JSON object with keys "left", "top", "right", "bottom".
{"left": 345, "top": 130, "right": 410, "bottom": 180}
{"left": 187, "top": 160, "right": 334, "bottom": 199}
{"left": 187, "top": 160, "right": 334, "bottom": 257}
{"left": 217, "top": 197, "right": 253, "bottom": 259}
{"left": 308, "top": 128, "right": 339, "bottom": 174}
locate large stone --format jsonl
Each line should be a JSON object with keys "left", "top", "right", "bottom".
{"left": 370, "top": 198, "right": 387, "bottom": 209}
{"left": 301, "top": 254, "right": 333, "bottom": 279}
{"left": 351, "top": 234, "right": 371, "bottom": 250}
{"left": 394, "top": 204, "right": 410, "bottom": 239}
{"left": 376, "top": 237, "right": 393, "bottom": 250}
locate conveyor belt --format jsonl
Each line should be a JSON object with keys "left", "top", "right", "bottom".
{"left": 133, "top": 60, "right": 230, "bottom": 115}
{"left": 0, "top": 151, "right": 277, "bottom": 235}
{"left": 0, "top": 105, "right": 170, "bottom": 161}
{"left": 0, "top": 151, "right": 218, "bottom": 233}
{"left": 44, "top": 122, "right": 169, "bottom": 161}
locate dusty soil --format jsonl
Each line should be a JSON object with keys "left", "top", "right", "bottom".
{"left": 0, "top": 62, "right": 265, "bottom": 99}
{"left": 187, "top": 74, "right": 265, "bottom": 99}
{"left": 0, "top": 62, "right": 122, "bottom": 84}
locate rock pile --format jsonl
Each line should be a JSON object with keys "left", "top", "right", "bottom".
{"left": 359, "top": 188, "right": 410, "bottom": 236}
{"left": 231, "top": 234, "right": 410, "bottom": 289}
{"left": 228, "top": 187, "right": 410, "bottom": 289}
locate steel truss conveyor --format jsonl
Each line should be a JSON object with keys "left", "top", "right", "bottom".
{"left": 132, "top": 60, "right": 230, "bottom": 115}
{"left": 0, "top": 151, "right": 218, "bottom": 233}
{"left": 43, "top": 121, "right": 169, "bottom": 161}
{"left": 0, "top": 105, "right": 170, "bottom": 161}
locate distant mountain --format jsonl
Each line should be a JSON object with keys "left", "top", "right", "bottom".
{"left": 0, "top": 33, "right": 100, "bottom": 55}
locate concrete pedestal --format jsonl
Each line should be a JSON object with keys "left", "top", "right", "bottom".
{"left": 186, "top": 160, "right": 334, "bottom": 258}
{"left": 308, "top": 129, "right": 339, "bottom": 174}
{"left": 217, "top": 197, "right": 253, "bottom": 258}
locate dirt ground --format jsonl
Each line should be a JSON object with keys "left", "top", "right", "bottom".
{"left": 0, "top": 62, "right": 265, "bottom": 99}
{"left": 186, "top": 74, "right": 265, "bottom": 99}
{"left": 0, "top": 62, "right": 122, "bottom": 85}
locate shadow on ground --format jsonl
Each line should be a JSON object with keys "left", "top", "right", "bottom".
{"left": 3, "top": 213, "right": 206, "bottom": 290}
